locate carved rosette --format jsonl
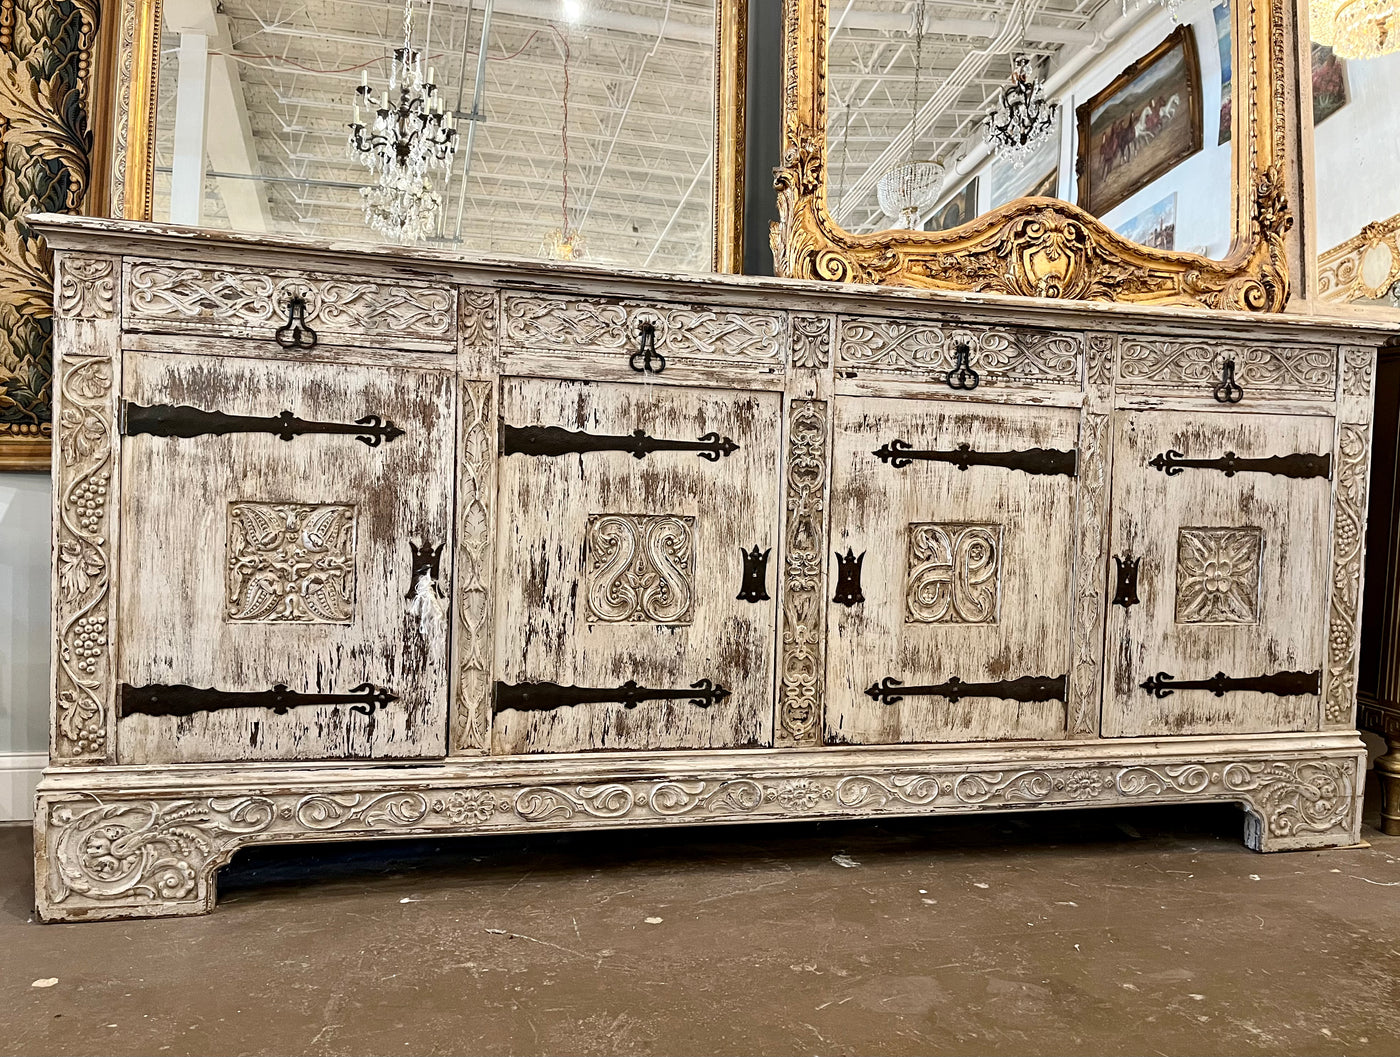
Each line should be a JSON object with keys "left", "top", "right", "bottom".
{"left": 55, "top": 255, "right": 116, "bottom": 320}
{"left": 37, "top": 752, "right": 1361, "bottom": 919}
{"left": 459, "top": 287, "right": 499, "bottom": 350}
{"left": 453, "top": 380, "right": 496, "bottom": 751}
{"left": 778, "top": 399, "right": 828, "bottom": 746}
{"left": 791, "top": 315, "right": 831, "bottom": 368}
{"left": 1323, "top": 422, "right": 1371, "bottom": 726}
{"left": 53, "top": 342, "right": 116, "bottom": 759}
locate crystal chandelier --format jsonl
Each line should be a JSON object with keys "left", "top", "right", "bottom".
{"left": 348, "top": 0, "right": 458, "bottom": 242}
{"left": 1312, "top": 0, "right": 1399, "bottom": 59}
{"left": 877, "top": 0, "right": 945, "bottom": 228}
{"left": 983, "top": 54, "right": 1059, "bottom": 162}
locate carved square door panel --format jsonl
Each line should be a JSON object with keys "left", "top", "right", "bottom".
{"left": 493, "top": 378, "right": 781, "bottom": 754}
{"left": 824, "top": 397, "right": 1080, "bottom": 745}
{"left": 116, "top": 352, "right": 456, "bottom": 763}
{"left": 1102, "top": 411, "right": 1333, "bottom": 737}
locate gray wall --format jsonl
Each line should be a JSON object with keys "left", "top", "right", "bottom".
{"left": 1, "top": 471, "right": 49, "bottom": 756}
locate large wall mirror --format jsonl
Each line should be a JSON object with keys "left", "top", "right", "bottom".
{"left": 774, "top": 0, "right": 1300, "bottom": 309}
{"left": 112, "top": 0, "right": 742, "bottom": 272}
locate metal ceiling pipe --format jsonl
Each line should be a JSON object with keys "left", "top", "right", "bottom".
{"left": 454, "top": 0, "right": 496, "bottom": 240}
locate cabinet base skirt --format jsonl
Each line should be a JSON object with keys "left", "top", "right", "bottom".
{"left": 33, "top": 734, "right": 1367, "bottom": 922}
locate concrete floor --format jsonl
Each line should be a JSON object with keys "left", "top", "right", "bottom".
{"left": 2, "top": 781, "right": 1398, "bottom": 1057}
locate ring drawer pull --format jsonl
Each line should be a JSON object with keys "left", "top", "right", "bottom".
{"left": 275, "top": 294, "right": 318, "bottom": 349}
{"left": 629, "top": 320, "right": 666, "bottom": 374}
{"left": 945, "top": 343, "right": 979, "bottom": 391}
{"left": 1213, "top": 357, "right": 1244, "bottom": 403}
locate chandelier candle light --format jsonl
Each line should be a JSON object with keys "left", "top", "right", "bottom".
{"left": 348, "top": 0, "right": 459, "bottom": 242}
{"left": 1311, "top": 0, "right": 1399, "bottom": 59}
{"left": 983, "top": 53, "right": 1059, "bottom": 163}
{"left": 876, "top": 0, "right": 945, "bottom": 229}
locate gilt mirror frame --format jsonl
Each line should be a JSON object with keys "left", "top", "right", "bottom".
{"left": 771, "top": 0, "right": 1308, "bottom": 311}
{"left": 107, "top": 0, "right": 749, "bottom": 270}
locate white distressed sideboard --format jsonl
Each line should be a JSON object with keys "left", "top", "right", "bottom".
{"left": 31, "top": 215, "right": 1392, "bottom": 922}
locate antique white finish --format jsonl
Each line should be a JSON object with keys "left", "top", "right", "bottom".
{"left": 31, "top": 216, "right": 1392, "bottom": 922}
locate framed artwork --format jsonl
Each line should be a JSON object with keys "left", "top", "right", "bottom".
{"left": 1027, "top": 168, "right": 1059, "bottom": 199}
{"left": 1116, "top": 193, "right": 1178, "bottom": 251}
{"left": 1311, "top": 43, "right": 1348, "bottom": 126}
{"left": 1075, "top": 26, "right": 1204, "bottom": 217}
{"left": 927, "top": 179, "right": 979, "bottom": 232}
{"left": 1215, "top": 1, "right": 1233, "bottom": 145}
{"left": 988, "top": 115, "right": 1060, "bottom": 208}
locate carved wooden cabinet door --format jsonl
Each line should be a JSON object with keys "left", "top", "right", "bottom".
{"left": 116, "top": 352, "right": 456, "bottom": 762}
{"left": 824, "top": 397, "right": 1080, "bottom": 744}
{"left": 493, "top": 377, "right": 782, "bottom": 753}
{"left": 1102, "top": 410, "right": 1334, "bottom": 737}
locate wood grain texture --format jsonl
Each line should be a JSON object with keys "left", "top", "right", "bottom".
{"left": 1103, "top": 410, "right": 1333, "bottom": 737}
{"left": 117, "top": 352, "right": 456, "bottom": 762}
{"left": 492, "top": 378, "right": 781, "bottom": 754}
{"left": 825, "top": 398, "right": 1078, "bottom": 744}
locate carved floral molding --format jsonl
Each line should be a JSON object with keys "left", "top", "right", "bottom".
{"left": 37, "top": 752, "right": 1362, "bottom": 918}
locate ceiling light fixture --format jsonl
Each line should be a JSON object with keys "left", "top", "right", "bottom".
{"left": 348, "top": 0, "right": 459, "bottom": 242}
{"left": 876, "top": 0, "right": 945, "bottom": 229}
{"left": 1312, "top": 0, "right": 1399, "bottom": 59}
{"left": 983, "top": 53, "right": 1060, "bottom": 163}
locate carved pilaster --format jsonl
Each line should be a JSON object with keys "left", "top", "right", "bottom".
{"left": 50, "top": 310, "right": 120, "bottom": 760}
{"left": 452, "top": 379, "right": 497, "bottom": 753}
{"left": 777, "top": 398, "right": 830, "bottom": 746}
{"left": 1068, "top": 333, "right": 1115, "bottom": 737}
{"left": 1322, "top": 347, "right": 1376, "bottom": 728}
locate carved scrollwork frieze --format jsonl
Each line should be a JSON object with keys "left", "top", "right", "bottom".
{"left": 836, "top": 318, "right": 1082, "bottom": 385}
{"left": 1118, "top": 339, "right": 1336, "bottom": 393}
{"left": 37, "top": 753, "right": 1361, "bottom": 917}
{"left": 500, "top": 293, "right": 785, "bottom": 366}
{"left": 125, "top": 261, "right": 456, "bottom": 343}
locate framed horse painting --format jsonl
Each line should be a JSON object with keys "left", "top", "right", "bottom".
{"left": 1075, "top": 25, "right": 1204, "bottom": 217}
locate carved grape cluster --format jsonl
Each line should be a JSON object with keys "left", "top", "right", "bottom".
{"left": 71, "top": 616, "right": 107, "bottom": 674}
{"left": 70, "top": 472, "right": 109, "bottom": 533}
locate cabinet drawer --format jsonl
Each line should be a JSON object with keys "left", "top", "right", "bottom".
{"left": 835, "top": 316, "right": 1083, "bottom": 389}
{"left": 492, "top": 377, "right": 782, "bottom": 754}
{"left": 1117, "top": 338, "right": 1337, "bottom": 399}
{"left": 499, "top": 292, "right": 787, "bottom": 383}
{"left": 115, "top": 352, "right": 456, "bottom": 763}
{"left": 123, "top": 258, "right": 457, "bottom": 350}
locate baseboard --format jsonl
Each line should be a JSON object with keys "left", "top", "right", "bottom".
{"left": 1, "top": 752, "right": 47, "bottom": 822}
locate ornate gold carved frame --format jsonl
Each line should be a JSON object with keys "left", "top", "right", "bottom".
{"left": 109, "top": 0, "right": 747, "bottom": 272}
{"left": 1318, "top": 213, "right": 1400, "bottom": 305}
{"left": 771, "top": 0, "right": 1299, "bottom": 310}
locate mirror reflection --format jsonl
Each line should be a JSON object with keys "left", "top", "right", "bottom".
{"left": 151, "top": 0, "right": 716, "bottom": 270}
{"left": 826, "top": 0, "right": 1236, "bottom": 258}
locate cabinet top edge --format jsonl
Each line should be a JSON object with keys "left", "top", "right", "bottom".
{"left": 32, "top": 213, "right": 1398, "bottom": 341}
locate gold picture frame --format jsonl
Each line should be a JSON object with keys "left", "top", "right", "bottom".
{"left": 1075, "top": 26, "right": 1204, "bottom": 218}
{"left": 108, "top": 0, "right": 747, "bottom": 274}
{"left": 771, "top": 0, "right": 1302, "bottom": 311}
